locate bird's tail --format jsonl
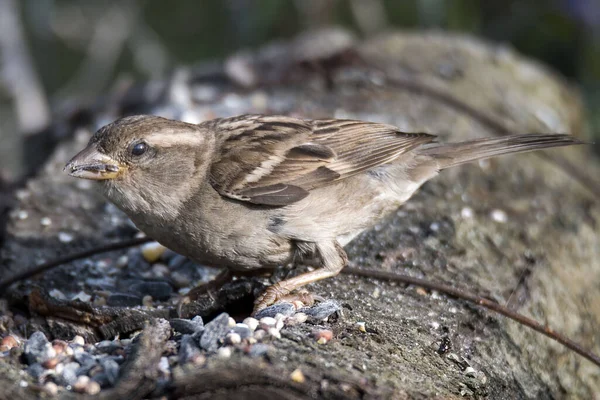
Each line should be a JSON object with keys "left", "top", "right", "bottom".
{"left": 418, "top": 134, "right": 584, "bottom": 170}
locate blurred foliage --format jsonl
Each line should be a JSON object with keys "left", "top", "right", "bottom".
{"left": 14, "top": 0, "right": 600, "bottom": 91}
{"left": 1, "top": 0, "right": 599, "bottom": 166}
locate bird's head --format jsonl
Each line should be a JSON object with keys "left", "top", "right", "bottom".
{"left": 65, "top": 115, "right": 214, "bottom": 219}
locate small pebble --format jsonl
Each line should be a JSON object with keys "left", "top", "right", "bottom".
{"left": 302, "top": 300, "right": 341, "bottom": 320}
{"left": 42, "top": 357, "right": 59, "bottom": 369}
{"left": 179, "top": 334, "right": 204, "bottom": 365}
{"left": 285, "top": 313, "right": 308, "bottom": 326}
{"left": 226, "top": 332, "right": 241, "bottom": 345}
{"left": 415, "top": 287, "right": 428, "bottom": 296}
{"left": 267, "top": 328, "right": 281, "bottom": 339}
{"left": 44, "top": 382, "right": 58, "bottom": 396}
{"left": 259, "top": 317, "right": 277, "bottom": 329}
{"left": 290, "top": 368, "right": 305, "bottom": 383}
{"left": 313, "top": 329, "right": 333, "bottom": 344}
{"left": 356, "top": 322, "right": 367, "bottom": 333}
{"left": 464, "top": 366, "right": 476, "bottom": 377}
{"left": 49, "top": 289, "right": 67, "bottom": 300}
{"left": 199, "top": 313, "right": 231, "bottom": 352}
{"left": 151, "top": 263, "right": 170, "bottom": 277}
{"left": 170, "top": 317, "right": 204, "bottom": 335}
{"left": 254, "top": 302, "right": 296, "bottom": 319}
{"left": 242, "top": 317, "right": 259, "bottom": 332}
{"left": 461, "top": 207, "right": 474, "bottom": 219}
{"left": 141, "top": 242, "right": 167, "bottom": 263}
{"left": 73, "top": 376, "right": 91, "bottom": 393}
{"left": 52, "top": 340, "right": 68, "bottom": 354}
{"left": 115, "top": 255, "right": 129, "bottom": 268}
{"left": 100, "top": 357, "right": 120, "bottom": 385}
{"left": 58, "top": 231, "right": 74, "bottom": 243}
{"left": 217, "top": 346, "right": 232, "bottom": 359}
{"left": 61, "top": 362, "right": 80, "bottom": 386}
{"left": 96, "top": 340, "right": 121, "bottom": 354}
{"left": 24, "top": 331, "right": 56, "bottom": 364}
{"left": 1, "top": 335, "right": 19, "bottom": 351}
{"left": 274, "top": 315, "right": 285, "bottom": 331}
{"left": 17, "top": 210, "right": 28, "bottom": 220}
{"left": 72, "top": 336, "right": 85, "bottom": 346}
{"left": 40, "top": 217, "right": 52, "bottom": 226}
{"left": 253, "top": 330, "right": 266, "bottom": 341}
{"left": 86, "top": 381, "right": 101, "bottom": 395}
{"left": 231, "top": 324, "right": 252, "bottom": 340}
{"left": 26, "top": 363, "right": 45, "bottom": 379}
{"left": 158, "top": 357, "right": 170, "bottom": 376}
{"left": 72, "top": 291, "right": 92, "bottom": 303}
{"left": 228, "top": 317, "right": 236, "bottom": 328}
{"left": 490, "top": 209, "right": 507, "bottom": 223}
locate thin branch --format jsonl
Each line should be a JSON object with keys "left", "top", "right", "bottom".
{"left": 0, "top": 237, "right": 152, "bottom": 290}
{"left": 0, "top": 0, "right": 50, "bottom": 134}
{"left": 2, "top": 237, "right": 598, "bottom": 368}
{"left": 53, "top": 2, "right": 140, "bottom": 101}
{"left": 342, "top": 266, "right": 600, "bottom": 368}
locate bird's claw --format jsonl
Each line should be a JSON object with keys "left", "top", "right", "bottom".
{"left": 253, "top": 285, "right": 317, "bottom": 314}
{"left": 253, "top": 283, "right": 287, "bottom": 314}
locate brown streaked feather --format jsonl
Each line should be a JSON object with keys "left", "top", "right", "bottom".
{"left": 208, "top": 115, "right": 436, "bottom": 206}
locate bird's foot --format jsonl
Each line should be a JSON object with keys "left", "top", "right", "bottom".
{"left": 253, "top": 282, "right": 287, "bottom": 314}
{"left": 278, "top": 290, "right": 316, "bottom": 308}
{"left": 253, "top": 284, "right": 316, "bottom": 314}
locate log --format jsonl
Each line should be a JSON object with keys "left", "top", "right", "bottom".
{"left": 1, "top": 29, "right": 599, "bottom": 399}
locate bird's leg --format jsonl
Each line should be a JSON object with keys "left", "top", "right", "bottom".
{"left": 253, "top": 240, "right": 348, "bottom": 313}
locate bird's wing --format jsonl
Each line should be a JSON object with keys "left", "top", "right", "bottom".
{"left": 208, "top": 115, "right": 436, "bottom": 206}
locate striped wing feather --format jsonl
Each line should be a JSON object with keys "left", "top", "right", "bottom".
{"left": 208, "top": 115, "right": 436, "bottom": 206}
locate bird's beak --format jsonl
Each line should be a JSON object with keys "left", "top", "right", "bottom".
{"left": 64, "top": 145, "right": 122, "bottom": 180}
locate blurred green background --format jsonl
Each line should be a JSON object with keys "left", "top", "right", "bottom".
{"left": 1, "top": 0, "right": 599, "bottom": 178}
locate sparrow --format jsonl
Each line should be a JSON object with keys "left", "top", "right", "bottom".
{"left": 64, "top": 114, "right": 582, "bottom": 312}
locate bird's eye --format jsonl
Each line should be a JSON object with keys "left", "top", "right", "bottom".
{"left": 131, "top": 142, "right": 148, "bottom": 156}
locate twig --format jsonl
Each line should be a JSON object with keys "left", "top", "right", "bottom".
{"left": 2, "top": 237, "right": 599, "bottom": 368}
{"left": 342, "top": 266, "right": 600, "bottom": 368}
{"left": 0, "top": 237, "right": 152, "bottom": 290}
